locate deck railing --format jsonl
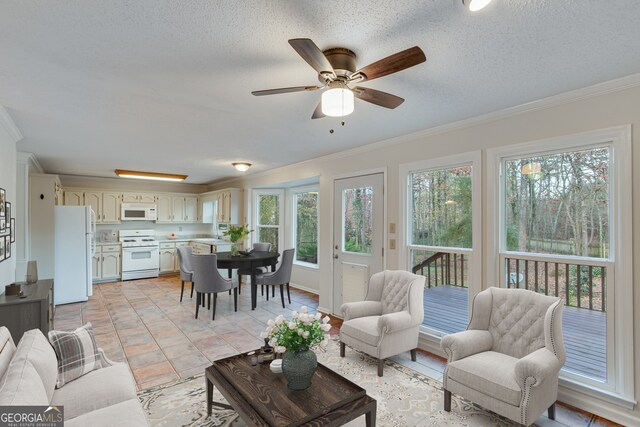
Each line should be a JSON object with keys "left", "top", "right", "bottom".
{"left": 412, "top": 252, "right": 468, "bottom": 288}
{"left": 504, "top": 256, "right": 606, "bottom": 312}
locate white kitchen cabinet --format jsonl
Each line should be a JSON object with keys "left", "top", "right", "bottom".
{"left": 84, "top": 192, "right": 102, "bottom": 222}
{"left": 93, "top": 244, "right": 121, "bottom": 282}
{"left": 184, "top": 197, "right": 198, "bottom": 222}
{"left": 156, "top": 195, "right": 172, "bottom": 222}
{"left": 215, "top": 188, "right": 243, "bottom": 223}
{"left": 171, "top": 197, "right": 185, "bottom": 222}
{"left": 160, "top": 247, "right": 177, "bottom": 274}
{"left": 191, "top": 242, "right": 214, "bottom": 255}
{"left": 122, "top": 192, "right": 156, "bottom": 203}
{"left": 102, "top": 192, "right": 121, "bottom": 223}
{"left": 101, "top": 252, "right": 121, "bottom": 280}
{"left": 78, "top": 191, "right": 121, "bottom": 224}
{"left": 64, "top": 191, "right": 84, "bottom": 206}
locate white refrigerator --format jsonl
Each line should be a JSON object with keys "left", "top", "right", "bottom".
{"left": 54, "top": 206, "right": 95, "bottom": 305}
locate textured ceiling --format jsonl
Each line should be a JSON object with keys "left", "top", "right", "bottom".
{"left": 1, "top": 1, "right": 639, "bottom": 184}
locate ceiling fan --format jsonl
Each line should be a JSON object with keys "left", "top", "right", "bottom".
{"left": 251, "top": 39, "right": 426, "bottom": 119}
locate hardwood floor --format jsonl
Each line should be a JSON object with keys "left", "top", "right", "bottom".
{"left": 53, "top": 275, "right": 620, "bottom": 426}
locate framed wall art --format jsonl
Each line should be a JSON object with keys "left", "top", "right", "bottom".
{"left": 3, "top": 235, "right": 10, "bottom": 260}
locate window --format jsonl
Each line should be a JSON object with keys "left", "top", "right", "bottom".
{"left": 254, "top": 190, "right": 284, "bottom": 253}
{"left": 342, "top": 187, "right": 373, "bottom": 254}
{"left": 400, "top": 152, "right": 481, "bottom": 337}
{"left": 292, "top": 189, "right": 318, "bottom": 265}
{"left": 488, "top": 126, "right": 634, "bottom": 405}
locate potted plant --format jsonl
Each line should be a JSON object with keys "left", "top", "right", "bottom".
{"left": 223, "top": 224, "right": 252, "bottom": 256}
{"left": 261, "top": 306, "right": 331, "bottom": 390}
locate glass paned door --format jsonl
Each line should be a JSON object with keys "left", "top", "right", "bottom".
{"left": 333, "top": 174, "right": 384, "bottom": 314}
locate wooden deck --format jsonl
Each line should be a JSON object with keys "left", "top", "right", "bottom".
{"left": 424, "top": 285, "right": 606, "bottom": 381}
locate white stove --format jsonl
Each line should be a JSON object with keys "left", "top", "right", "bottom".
{"left": 119, "top": 229, "right": 160, "bottom": 280}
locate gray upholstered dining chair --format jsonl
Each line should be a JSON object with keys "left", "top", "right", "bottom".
{"left": 339, "top": 270, "right": 425, "bottom": 377}
{"left": 176, "top": 246, "right": 194, "bottom": 302}
{"left": 441, "top": 287, "right": 565, "bottom": 427}
{"left": 255, "top": 248, "right": 294, "bottom": 308}
{"left": 237, "top": 242, "right": 272, "bottom": 295}
{"left": 191, "top": 253, "right": 238, "bottom": 320}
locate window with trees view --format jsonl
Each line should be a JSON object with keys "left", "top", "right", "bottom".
{"left": 505, "top": 147, "right": 609, "bottom": 258}
{"left": 410, "top": 166, "right": 472, "bottom": 248}
{"left": 492, "top": 128, "right": 634, "bottom": 399}
{"left": 406, "top": 160, "right": 478, "bottom": 336}
{"left": 293, "top": 191, "right": 318, "bottom": 265}
{"left": 256, "top": 193, "right": 280, "bottom": 253}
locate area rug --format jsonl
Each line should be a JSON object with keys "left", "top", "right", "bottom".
{"left": 138, "top": 340, "right": 519, "bottom": 426}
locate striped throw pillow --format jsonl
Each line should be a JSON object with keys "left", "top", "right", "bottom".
{"left": 48, "top": 322, "right": 102, "bottom": 388}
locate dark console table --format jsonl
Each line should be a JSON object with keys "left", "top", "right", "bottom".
{"left": 0, "top": 279, "right": 54, "bottom": 343}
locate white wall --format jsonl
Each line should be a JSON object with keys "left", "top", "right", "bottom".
{"left": 208, "top": 78, "right": 640, "bottom": 424}
{"left": 0, "top": 107, "right": 22, "bottom": 288}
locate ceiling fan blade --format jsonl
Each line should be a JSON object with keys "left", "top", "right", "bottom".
{"left": 311, "top": 101, "right": 325, "bottom": 119}
{"left": 350, "top": 46, "right": 426, "bottom": 83}
{"left": 251, "top": 86, "right": 321, "bottom": 96}
{"left": 289, "top": 38, "right": 336, "bottom": 78}
{"left": 352, "top": 86, "right": 405, "bottom": 109}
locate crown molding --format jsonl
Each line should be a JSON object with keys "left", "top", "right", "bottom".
{"left": 0, "top": 106, "right": 23, "bottom": 143}
{"left": 207, "top": 72, "right": 640, "bottom": 188}
{"left": 16, "top": 152, "right": 44, "bottom": 173}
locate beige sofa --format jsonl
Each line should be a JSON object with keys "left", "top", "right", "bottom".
{"left": 0, "top": 327, "right": 147, "bottom": 426}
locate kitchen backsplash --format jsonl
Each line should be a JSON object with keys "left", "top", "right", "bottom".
{"left": 95, "top": 222, "right": 215, "bottom": 242}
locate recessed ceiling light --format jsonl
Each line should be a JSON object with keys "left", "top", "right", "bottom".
{"left": 114, "top": 169, "right": 187, "bottom": 182}
{"left": 232, "top": 162, "right": 252, "bottom": 172}
{"left": 463, "top": 0, "right": 493, "bottom": 12}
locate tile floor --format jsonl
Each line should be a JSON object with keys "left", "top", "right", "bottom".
{"left": 54, "top": 275, "right": 620, "bottom": 426}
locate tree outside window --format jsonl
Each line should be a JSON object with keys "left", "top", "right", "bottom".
{"left": 294, "top": 191, "right": 318, "bottom": 264}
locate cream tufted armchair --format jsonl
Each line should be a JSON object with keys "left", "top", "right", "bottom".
{"left": 441, "top": 287, "right": 565, "bottom": 427}
{"left": 340, "top": 270, "right": 425, "bottom": 376}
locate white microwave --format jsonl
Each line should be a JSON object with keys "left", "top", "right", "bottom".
{"left": 121, "top": 203, "right": 157, "bottom": 221}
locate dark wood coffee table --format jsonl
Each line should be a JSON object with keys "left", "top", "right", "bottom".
{"left": 205, "top": 352, "right": 376, "bottom": 427}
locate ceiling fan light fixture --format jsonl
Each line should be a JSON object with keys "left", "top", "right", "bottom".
{"left": 321, "top": 87, "right": 354, "bottom": 117}
{"left": 114, "top": 169, "right": 187, "bottom": 182}
{"left": 232, "top": 162, "right": 252, "bottom": 172}
{"left": 463, "top": 0, "right": 493, "bottom": 11}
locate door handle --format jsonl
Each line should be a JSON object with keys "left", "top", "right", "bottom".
{"left": 334, "top": 254, "right": 339, "bottom": 259}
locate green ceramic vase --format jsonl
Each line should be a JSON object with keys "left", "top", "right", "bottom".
{"left": 282, "top": 349, "right": 317, "bottom": 390}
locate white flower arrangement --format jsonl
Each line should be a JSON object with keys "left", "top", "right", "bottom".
{"left": 260, "top": 306, "right": 331, "bottom": 353}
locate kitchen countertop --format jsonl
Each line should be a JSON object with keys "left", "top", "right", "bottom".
{"left": 159, "top": 238, "right": 231, "bottom": 245}
{"left": 96, "top": 241, "right": 121, "bottom": 245}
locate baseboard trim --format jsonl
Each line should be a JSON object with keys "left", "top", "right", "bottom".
{"left": 557, "top": 387, "right": 639, "bottom": 426}
{"left": 418, "top": 331, "right": 639, "bottom": 425}
{"left": 289, "top": 283, "right": 319, "bottom": 295}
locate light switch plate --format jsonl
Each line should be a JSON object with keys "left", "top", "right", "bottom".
{"left": 389, "top": 239, "right": 396, "bottom": 250}
{"left": 389, "top": 223, "right": 396, "bottom": 234}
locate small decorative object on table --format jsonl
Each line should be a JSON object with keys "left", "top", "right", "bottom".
{"left": 223, "top": 224, "right": 253, "bottom": 256}
{"left": 261, "top": 306, "right": 331, "bottom": 390}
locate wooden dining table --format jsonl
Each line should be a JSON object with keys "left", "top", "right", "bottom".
{"left": 215, "top": 251, "right": 280, "bottom": 310}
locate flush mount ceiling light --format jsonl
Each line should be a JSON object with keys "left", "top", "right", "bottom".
{"left": 321, "top": 83, "right": 355, "bottom": 117}
{"left": 114, "top": 169, "right": 187, "bottom": 182}
{"left": 463, "top": 0, "right": 493, "bottom": 11}
{"left": 232, "top": 162, "right": 252, "bottom": 172}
